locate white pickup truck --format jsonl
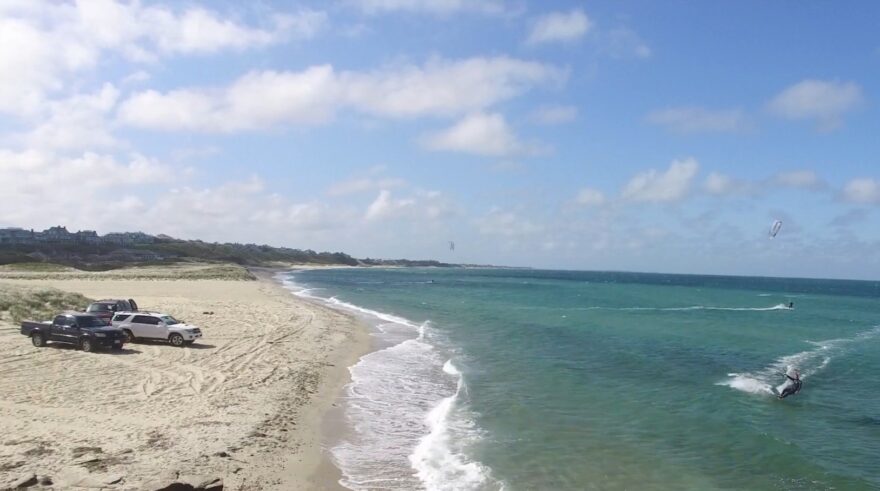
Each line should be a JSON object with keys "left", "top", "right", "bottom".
{"left": 111, "top": 312, "right": 203, "bottom": 347}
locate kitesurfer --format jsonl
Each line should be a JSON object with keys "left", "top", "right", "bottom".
{"left": 778, "top": 366, "right": 802, "bottom": 399}
{"left": 788, "top": 302, "right": 794, "bottom": 309}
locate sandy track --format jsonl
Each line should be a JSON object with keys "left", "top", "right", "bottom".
{"left": 0, "top": 274, "right": 369, "bottom": 490}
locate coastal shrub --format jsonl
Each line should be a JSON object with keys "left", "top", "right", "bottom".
{"left": 0, "top": 285, "right": 93, "bottom": 324}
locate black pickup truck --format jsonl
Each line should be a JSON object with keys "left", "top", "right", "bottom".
{"left": 21, "top": 313, "right": 126, "bottom": 352}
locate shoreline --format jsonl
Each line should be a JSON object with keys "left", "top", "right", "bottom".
{"left": 0, "top": 265, "right": 372, "bottom": 490}
{"left": 250, "top": 267, "right": 372, "bottom": 491}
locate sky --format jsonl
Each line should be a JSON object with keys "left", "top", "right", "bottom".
{"left": 1, "top": 0, "right": 879, "bottom": 280}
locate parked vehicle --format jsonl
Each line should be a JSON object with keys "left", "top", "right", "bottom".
{"left": 85, "top": 299, "right": 139, "bottom": 322}
{"left": 111, "top": 312, "right": 202, "bottom": 347}
{"left": 21, "top": 313, "right": 126, "bottom": 352}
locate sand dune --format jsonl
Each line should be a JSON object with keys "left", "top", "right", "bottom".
{"left": 0, "top": 269, "right": 369, "bottom": 490}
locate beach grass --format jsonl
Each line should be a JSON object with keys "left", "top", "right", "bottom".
{"left": 0, "top": 262, "right": 256, "bottom": 281}
{"left": 0, "top": 284, "right": 93, "bottom": 324}
{"left": 0, "top": 262, "right": 73, "bottom": 272}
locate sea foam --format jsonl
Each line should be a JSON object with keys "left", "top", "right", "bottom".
{"left": 280, "top": 273, "right": 499, "bottom": 490}
{"left": 410, "top": 359, "right": 496, "bottom": 491}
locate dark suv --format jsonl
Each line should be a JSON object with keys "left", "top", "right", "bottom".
{"left": 85, "top": 299, "right": 139, "bottom": 322}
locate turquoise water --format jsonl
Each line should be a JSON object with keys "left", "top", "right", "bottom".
{"left": 282, "top": 268, "right": 880, "bottom": 490}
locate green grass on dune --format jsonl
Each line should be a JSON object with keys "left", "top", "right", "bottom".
{"left": 0, "top": 262, "right": 72, "bottom": 272}
{"left": 0, "top": 285, "right": 93, "bottom": 325}
{"left": 0, "top": 263, "right": 256, "bottom": 281}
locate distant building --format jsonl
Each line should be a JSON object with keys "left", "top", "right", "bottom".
{"left": 75, "top": 230, "right": 100, "bottom": 244}
{"left": 43, "top": 226, "right": 73, "bottom": 242}
{"left": 103, "top": 232, "right": 155, "bottom": 246}
{"left": 0, "top": 228, "right": 35, "bottom": 244}
{"left": 0, "top": 226, "right": 161, "bottom": 247}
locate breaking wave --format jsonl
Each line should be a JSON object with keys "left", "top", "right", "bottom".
{"left": 280, "top": 273, "right": 499, "bottom": 490}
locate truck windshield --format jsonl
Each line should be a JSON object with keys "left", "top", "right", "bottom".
{"left": 86, "top": 303, "right": 114, "bottom": 312}
{"left": 160, "top": 316, "right": 180, "bottom": 325}
{"left": 76, "top": 316, "right": 110, "bottom": 328}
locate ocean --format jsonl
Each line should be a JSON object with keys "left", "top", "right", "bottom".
{"left": 280, "top": 268, "right": 880, "bottom": 490}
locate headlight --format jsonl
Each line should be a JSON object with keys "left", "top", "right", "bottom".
{"left": 94, "top": 333, "right": 107, "bottom": 338}
{"left": 187, "top": 329, "right": 196, "bottom": 333}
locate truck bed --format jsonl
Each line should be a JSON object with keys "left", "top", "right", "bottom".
{"left": 20, "top": 320, "right": 51, "bottom": 336}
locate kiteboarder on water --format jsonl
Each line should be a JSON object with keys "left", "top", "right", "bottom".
{"left": 777, "top": 366, "right": 802, "bottom": 399}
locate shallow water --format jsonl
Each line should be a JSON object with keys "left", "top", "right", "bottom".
{"left": 283, "top": 268, "right": 880, "bottom": 490}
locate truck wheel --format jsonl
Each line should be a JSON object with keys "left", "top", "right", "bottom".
{"left": 123, "top": 329, "right": 135, "bottom": 343}
{"left": 80, "top": 338, "right": 94, "bottom": 353}
{"left": 169, "top": 333, "right": 184, "bottom": 347}
{"left": 31, "top": 333, "right": 46, "bottom": 347}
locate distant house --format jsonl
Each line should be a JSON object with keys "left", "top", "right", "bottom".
{"left": 104, "top": 232, "right": 155, "bottom": 246}
{"left": 127, "top": 232, "right": 155, "bottom": 244}
{"left": 75, "top": 230, "right": 100, "bottom": 245}
{"left": 43, "top": 226, "right": 73, "bottom": 242}
{"left": 0, "top": 228, "right": 35, "bottom": 244}
{"left": 0, "top": 225, "right": 163, "bottom": 248}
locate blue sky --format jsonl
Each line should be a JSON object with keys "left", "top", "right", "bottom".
{"left": 1, "top": 1, "right": 879, "bottom": 279}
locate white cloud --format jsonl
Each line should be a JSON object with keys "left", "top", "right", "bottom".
{"left": 365, "top": 190, "right": 415, "bottom": 220}
{"left": 704, "top": 172, "right": 750, "bottom": 196}
{"left": 527, "top": 9, "right": 592, "bottom": 45}
{"left": 121, "top": 70, "right": 151, "bottom": 86}
{"left": 351, "top": 0, "right": 507, "bottom": 15}
{"left": 603, "top": 27, "right": 651, "bottom": 59}
{"left": 15, "top": 84, "right": 120, "bottom": 151}
{"left": 70, "top": 1, "right": 324, "bottom": 56}
{"left": 146, "top": 10, "right": 308, "bottom": 54}
{"left": 646, "top": 107, "right": 748, "bottom": 134}
{"left": 574, "top": 188, "right": 606, "bottom": 206}
{"left": 0, "top": 151, "right": 353, "bottom": 241}
{"left": 120, "top": 66, "right": 338, "bottom": 132}
{"left": 842, "top": 178, "right": 880, "bottom": 204}
{"left": 0, "top": 1, "right": 323, "bottom": 116}
{"left": 767, "top": 79, "right": 864, "bottom": 131}
{"left": 328, "top": 177, "right": 408, "bottom": 196}
{"left": 531, "top": 105, "right": 578, "bottom": 125}
{"left": 774, "top": 170, "right": 823, "bottom": 190}
{"left": 476, "top": 208, "right": 544, "bottom": 237}
{"left": 341, "top": 57, "right": 564, "bottom": 119}
{"left": 704, "top": 169, "right": 826, "bottom": 197}
{"left": 421, "top": 112, "right": 532, "bottom": 157}
{"left": 0, "top": 149, "right": 173, "bottom": 228}
{"left": 363, "top": 189, "right": 455, "bottom": 223}
{"left": 622, "top": 158, "right": 699, "bottom": 203}
{"left": 119, "top": 57, "right": 564, "bottom": 132}
{"left": 0, "top": 149, "right": 170, "bottom": 188}
{"left": 141, "top": 177, "right": 350, "bottom": 240}
{"left": 0, "top": 16, "right": 69, "bottom": 115}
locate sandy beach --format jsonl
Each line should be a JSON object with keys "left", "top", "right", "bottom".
{"left": 0, "top": 265, "right": 370, "bottom": 490}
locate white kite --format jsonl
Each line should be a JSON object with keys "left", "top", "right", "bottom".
{"left": 769, "top": 220, "right": 782, "bottom": 238}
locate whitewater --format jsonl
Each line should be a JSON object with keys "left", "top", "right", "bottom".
{"left": 280, "top": 274, "right": 502, "bottom": 491}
